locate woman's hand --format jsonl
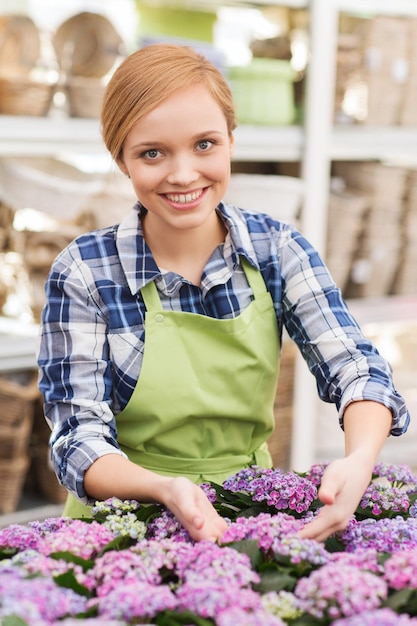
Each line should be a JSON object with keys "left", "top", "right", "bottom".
{"left": 298, "top": 454, "right": 372, "bottom": 542}
{"left": 162, "top": 476, "right": 228, "bottom": 542}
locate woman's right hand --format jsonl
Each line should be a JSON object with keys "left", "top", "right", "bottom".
{"left": 162, "top": 476, "right": 228, "bottom": 542}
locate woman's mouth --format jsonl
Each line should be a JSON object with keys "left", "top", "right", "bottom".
{"left": 165, "top": 189, "right": 203, "bottom": 204}
{"left": 163, "top": 188, "right": 206, "bottom": 209}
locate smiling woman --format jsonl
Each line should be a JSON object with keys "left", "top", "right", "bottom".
{"left": 37, "top": 43, "right": 410, "bottom": 547}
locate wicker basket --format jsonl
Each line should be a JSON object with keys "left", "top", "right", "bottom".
{"left": 0, "top": 75, "right": 55, "bottom": 116}
{"left": 30, "top": 396, "right": 68, "bottom": 504}
{"left": 267, "top": 339, "right": 297, "bottom": 471}
{"left": 0, "top": 455, "right": 30, "bottom": 514}
{"left": 31, "top": 444, "right": 68, "bottom": 504}
{"left": 0, "top": 373, "right": 39, "bottom": 460}
{"left": 66, "top": 76, "right": 106, "bottom": 118}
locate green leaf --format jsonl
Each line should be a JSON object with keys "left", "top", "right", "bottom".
{"left": 0, "top": 548, "right": 18, "bottom": 561}
{"left": 155, "top": 610, "right": 214, "bottom": 625}
{"left": 1, "top": 617, "right": 29, "bottom": 626}
{"left": 135, "top": 503, "right": 163, "bottom": 523}
{"left": 293, "top": 612, "right": 329, "bottom": 625}
{"left": 225, "top": 539, "right": 263, "bottom": 569}
{"left": 324, "top": 535, "right": 345, "bottom": 553}
{"left": 97, "top": 534, "right": 135, "bottom": 556}
{"left": 49, "top": 551, "right": 94, "bottom": 572}
{"left": 384, "top": 588, "right": 417, "bottom": 615}
{"left": 254, "top": 568, "right": 297, "bottom": 593}
{"left": 53, "top": 570, "right": 92, "bottom": 597}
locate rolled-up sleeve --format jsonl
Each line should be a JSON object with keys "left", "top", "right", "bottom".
{"left": 38, "top": 247, "right": 126, "bottom": 503}
{"left": 278, "top": 228, "right": 410, "bottom": 436}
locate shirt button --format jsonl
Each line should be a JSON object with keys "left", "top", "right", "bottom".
{"left": 155, "top": 313, "right": 164, "bottom": 323}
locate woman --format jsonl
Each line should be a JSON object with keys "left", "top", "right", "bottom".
{"left": 38, "top": 43, "right": 410, "bottom": 543}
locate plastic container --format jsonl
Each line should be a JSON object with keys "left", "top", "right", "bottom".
{"left": 228, "top": 58, "right": 296, "bottom": 126}
{"left": 136, "top": 1, "right": 217, "bottom": 43}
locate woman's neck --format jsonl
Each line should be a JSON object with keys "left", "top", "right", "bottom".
{"left": 142, "top": 212, "right": 227, "bottom": 285}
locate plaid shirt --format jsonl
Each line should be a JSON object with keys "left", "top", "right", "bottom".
{"left": 38, "top": 202, "right": 410, "bottom": 502}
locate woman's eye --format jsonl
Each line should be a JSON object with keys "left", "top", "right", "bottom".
{"left": 197, "top": 139, "right": 213, "bottom": 151}
{"left": 144, "top": 149, "right": 160, "bottom": 159}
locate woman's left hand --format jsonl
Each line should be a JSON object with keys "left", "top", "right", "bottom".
{"left": 298, "top": 453, "right": 372, "bottom": 542}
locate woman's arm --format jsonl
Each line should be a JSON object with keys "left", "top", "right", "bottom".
{"left": 84, "top": 454, "right": 228, "bottom": 542}
{"left": 299, "top": 400, "right": 392, "bottom": 541}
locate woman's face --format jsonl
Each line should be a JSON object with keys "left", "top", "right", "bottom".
{"left": 118, "top": 84, "right": 234, "bottom": 235}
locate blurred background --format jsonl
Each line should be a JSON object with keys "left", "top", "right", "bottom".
{"left": 0, "top": 0, "right": 416, "bottom": 525}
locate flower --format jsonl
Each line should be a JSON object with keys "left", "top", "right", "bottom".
{"left": 340, "top": 517, "right": 417, "bottom": 553}
{"left": 360, "top": 482, "right": 410, "bottom": 517}
{"left": 0, "top": 523, "right": 41, "bottom": 551}
{"left": 261, "top": 590, "right": 303, "bottom": 621}
{"left": 38, "top": 519, "right": 115, "bottom": 559}
{"left": 217, "top": 605, "right": 286, "bottom": 626}
{"left": 294, "top": 563, "right": 388, "bottom": 620}
{"left": 223, "top": 466, "right": 318, "bottom": 515}
{"left": 383, "top": 549, "right": 417, "bottom": 590}
{"left": 176, "top": 581, "right": 262, "bottom": 618}
{"left": 221, "top": 512, "right": 306, "bottom": 552}
{"left": 91, "top": 579, "right": 177, "bottom": 620}
{"left": 332, "top": 607, "right": 417, "bottom": 625}
{"left": 329, "top": 548, "right": 383, "bottom": 574}
{"left": 178, "top": 540, "right": 260, "bottom": 588}
{"left": 0, "top": 568, "right": 87, "bottom": 623}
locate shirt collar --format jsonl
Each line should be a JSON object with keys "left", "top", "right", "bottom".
{"left": 116, "top": 201, "right": 260, "bottom": 296}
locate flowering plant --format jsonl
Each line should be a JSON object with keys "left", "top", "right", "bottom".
{"left": 1, "top": 463, "right": 417, "bottom": 625}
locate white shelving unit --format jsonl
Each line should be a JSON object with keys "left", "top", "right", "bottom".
{"left": 291, "top": 0, "right": 417, "bottom": 472}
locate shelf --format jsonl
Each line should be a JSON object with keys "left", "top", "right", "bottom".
{"left": 170, "top": 0, "right": 308, "bottom": 7}
{"left": 331, "top": 126, "right": 417, "bottom": 164}
{"left": 0, "top": 115, "right": 305, "bottom": 161}
{"left": 335, "top": 0, "right": 417, "bottom": 17}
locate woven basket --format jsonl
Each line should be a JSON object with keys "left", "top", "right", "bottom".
{"left": 31, "top": 444, "right": 68, "bottom": 504}
{"left": 0, "top": 76, "right": 54, "bottom": 116}
{"left": 0, "top": 455, "right": 30, "bottom": 514}
{"left": 0, "top": 374, "right": 39, "bottom": 460}
{"left": 66, "top": 76, "right": 106, "bottom": 118}
{"left": 30, "top": 397, "right": 68, "bottom": 504}
{"left": 267, "top": 339, "right": 297, "bottom": 471}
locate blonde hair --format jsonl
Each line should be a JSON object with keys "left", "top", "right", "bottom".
{"left": 101, "top": 43, "right": 237, "bottom": 161}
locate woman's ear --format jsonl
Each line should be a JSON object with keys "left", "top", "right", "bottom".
{"left": 229, "top": 133, "right": 235, "bottom": 159}
{"left": 117, "top": 157, "right": 129, "bottom": 177}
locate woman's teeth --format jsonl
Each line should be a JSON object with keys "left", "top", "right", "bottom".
{"left": 166, "top": 190, "right": 202, "bottom": 203}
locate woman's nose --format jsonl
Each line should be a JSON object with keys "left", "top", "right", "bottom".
{"left": 166, "top": 154, "right": 199, "bottom": 186}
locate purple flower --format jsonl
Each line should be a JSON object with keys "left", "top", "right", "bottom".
{"left": 294, "top": 563, "right": 387, "bottom": 620}
{"left": 384, "top": 549, "right": 417, "bottom": 590}
{"left": 147, "top": 507, "right": 194, "bottom": 542}
{"left": 271, "top": 534, "right": 329, "bottom": 568}
{"left": 0, "top": 569, "right": 87, "bottom": 622}
{"left": 221, "top": 512, "right": 306, "bottom": 552}
{"left": 329, "top": 548, "right": 383, "bottom": 574}
{"left": 332, "top": 607, "right": 417, "bottom": 625}
{"left": 177, "top": 540, "right": 260, "bottom": 588}
{"left": 29, "top": 516, "right": 73, "bottom": 536}
{"left": 360, "top": 482, "right": 410, "bottom": 517}
{"left": 223, "top": 466, "right": 317, "bottom": 515}
{"left": 91, "top": 579, "right": 177, "bottom": 620}
{"left": 8, "top": 549, "right": 81, "bottom": 580}
{"left": 0, "top": 523, "right": 41, "bottom": 551}
{"left": 340, "top": 517, "right": 417, "bottom": 553}
{"left": 38, "top": 519, "right": 115, "bottom": 559}
{"left": 217, "top": 605, "right": 286, "bottom": 626}
{"left": 302, "top": 462, "right": 329, "bottom": 487}
{"left": 176, "top": 581, "right": 262, "bottom": 618}
{"left": 373, "top": 462, "right": 417, "bottom": 489}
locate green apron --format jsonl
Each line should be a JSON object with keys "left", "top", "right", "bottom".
{"left": 63, "top": 258, "right": 280, "bottom": 518}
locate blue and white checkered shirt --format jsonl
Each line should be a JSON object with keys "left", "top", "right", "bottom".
{"left": 37, "top": 202, "right": 410, "bottom": 502}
